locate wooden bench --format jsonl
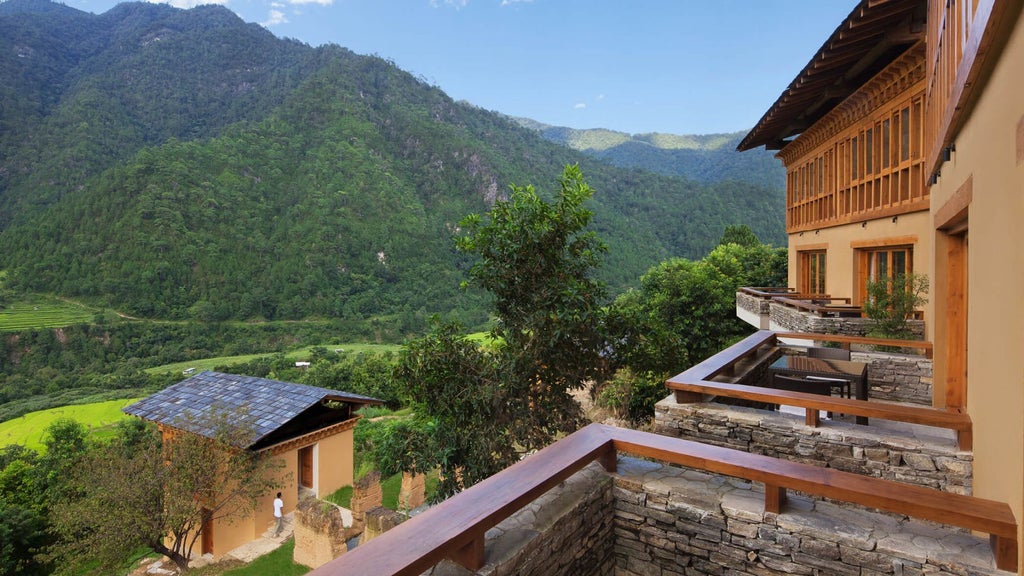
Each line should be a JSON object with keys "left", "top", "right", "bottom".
{"left": 310, "top": 424, "right": 1016, "bottom": 575}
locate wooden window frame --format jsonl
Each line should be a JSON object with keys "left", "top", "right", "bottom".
{"left": 799, "top": 250, "right": 827, "bottom": 295}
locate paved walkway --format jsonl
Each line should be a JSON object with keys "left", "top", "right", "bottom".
{"left": 223, "top": 512, "right": 295, "bottom": 563}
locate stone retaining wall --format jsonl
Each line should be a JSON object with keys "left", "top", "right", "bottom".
{"left": 859, "top": 352, "right": 932, "bottom": 405}
{"left": 293, "top": 498, "right": 356, "bottom": 569}
{"left": 612, "top": 457, "right": 1003, "bottom": 576}
{"left": 769, "top": 302, "right": 925, "bottom": 339}
{"left": 654, "top": 399, "right": 972, "bottom": 494}
{"left": 431, "top": 463, "right": 615, "bottom": 576}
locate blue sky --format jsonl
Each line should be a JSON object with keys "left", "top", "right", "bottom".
{"left": 64, "top": 0, "right": 856, "bottom": 135}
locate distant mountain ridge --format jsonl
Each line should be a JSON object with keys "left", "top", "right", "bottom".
{"left": 515, "top": 120, "right": 785, "bottom": 188}
{"left": 0, "top": 0, "right": 786, "bottom": 323}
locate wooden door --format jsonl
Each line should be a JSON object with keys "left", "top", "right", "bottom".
{"left": 201, "top": 508, "right": 213, "bottom": 555}
{"left": 299, "top": 446, "right": 314, "bottom": 489}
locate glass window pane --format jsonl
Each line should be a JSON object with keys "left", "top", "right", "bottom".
{"left": 901, "top": 108, "right": 910, "bottom": 162}
{"left": 893, "top": 250, "right": 907, "bottom": 276}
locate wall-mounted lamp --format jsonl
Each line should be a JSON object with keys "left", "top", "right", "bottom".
{"left": 815, "top": 229, "right": 820, "bottom": 235}
{"left": 799, "top": 232, "right": 804, "bottom": 237}
{"left": 942, "top": 143, "right": 955, "bottom": 161}
{"left": 892, "top": 215, "right": 898, "bottom": 223}
{"left": 928, "top": 171, "right": 940, "bottom": 185}
{"left": 861, "top": 221, "right": 867, "bottom": 228}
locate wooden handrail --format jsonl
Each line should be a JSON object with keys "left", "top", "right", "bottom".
{"left": 738, "top": 287, "right": 799, "bottom": 297}
{"left": 308, "top": 424, "right": 1017, "bottom": 575}
{"left": 775, "top": 331, "right": 933, "bottom": 358}
{"left": 666, "top": 331, "right": 960, "bottom": 445}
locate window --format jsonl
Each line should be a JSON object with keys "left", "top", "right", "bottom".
{"left": 882, "top": 119, "right": 890, "bottom": 168}
{"left": 900, "top": 107, "right": 911, "bottom": 162}
{"left": 865, "top": 128, "right": 873, "bottom": 174}
{"left": 799, "top": 251, "right": 827, "bottom": 294}
{"left": 857, "top": 245, "right": 913, "bottom": 303}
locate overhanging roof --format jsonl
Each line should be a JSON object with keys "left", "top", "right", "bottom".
{"left": 738, "top": 0, "right": 925, "bottom": 152}
{"left": 123, "top": 371, "right": 381, "bottom": 449}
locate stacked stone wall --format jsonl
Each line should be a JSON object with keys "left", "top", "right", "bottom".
{"left": 654, "top": 400, "right": 971, "bottom": 494}
{"left": 613, "top": 457, "right": 1002, "bottom": 576}
{"left": 769, "top": 303, "right": 925, "bottom": 339}
{"left": 431, "top": 463, "right": 616, "bottom": 576}
{"left": 361, "top": 507, "right": 405, "bottom": 544}
{"left": 736, "top": 292, "right": 770, "bottom": 316}
{"left": 399, "top": 471, "right": 426, "bottom": 511}
{"left": 858, "top": 352, "right": 932, "bottom": 405}
{"left": 293, "top": 498, "right": 355, "bottom": 569}
{"left": 349, "top": 471, "right": 382, "bottom": 523}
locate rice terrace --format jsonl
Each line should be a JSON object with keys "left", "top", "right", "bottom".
{"left": 0, "top": 296, "right": 98, "bottom": 332}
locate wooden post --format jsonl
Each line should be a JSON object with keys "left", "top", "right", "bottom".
{"left": 598, "top": 446, "right": 617, "bottom": 473}
{"left": 764, "top": 483, "right": 787, "bottom": 514}
{"left": 674, "top": 389, "right": 704, "bottom": 403}
{"left": 449, "top": 533, "right": 485, "bottom": 571}
{"left": 991, "top": 534, "right": 1018, "bottom": 572}
{"left": 805, "top": 408, "right": 821, "bottom": 427}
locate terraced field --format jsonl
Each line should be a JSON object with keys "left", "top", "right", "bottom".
{"left": 0, "top": 398, "right": 139, "bottom": 451}
{"left": 145, "top": 343, "right": 404, "bottom": 375}
{"left": 0, "top": 296, "right": 97, "bottom": 331}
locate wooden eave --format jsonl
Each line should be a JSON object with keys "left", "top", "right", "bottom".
{"left": 738, "top": 0, "right": 925, "bottom": 152}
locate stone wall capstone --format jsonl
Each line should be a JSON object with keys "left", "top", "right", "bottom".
{"left": 612, "top": 457, "right": 1002, "bottom": 576}
{"left": 654, "top": 398, "right": 971, "bottom": 494}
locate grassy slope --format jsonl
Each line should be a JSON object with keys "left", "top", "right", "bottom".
{"left": 0, "top": 398, "right": 139, "bottom": 450}
{"left": 144, "top": 343, "right": 403, "bottom": 374}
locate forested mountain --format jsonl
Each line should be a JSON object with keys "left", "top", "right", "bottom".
{"left": 517, "top": 120, "right": 786, "bottom": 189}
{"left": 0, "top": 0, "right": 785, "bottom": 323}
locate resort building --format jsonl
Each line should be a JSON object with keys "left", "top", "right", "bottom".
{"left": 123, "top": 371, "right": 380, "bottom": 560}
{"left": 296, "top": 1, "right": 1024, "bottom": 574}
{"left": 736, "top": 0, "right": 1024, "bottom": 572}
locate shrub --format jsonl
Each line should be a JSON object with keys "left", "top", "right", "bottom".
{"left": 862, "top": 272, "right": 929, "bottom": 341}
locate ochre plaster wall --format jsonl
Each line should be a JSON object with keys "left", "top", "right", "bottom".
{"left": 926, "top": 10, "right": 1024, "bottom": 572}
{"left": 788, "top": 209, "right": 932, "bottom": 314}
{"left": 316, "top": 427, "right": 355, "bottom": 497}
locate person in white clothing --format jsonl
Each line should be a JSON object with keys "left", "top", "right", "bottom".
{"left": 273, "top": 492, "right": 284, "bottom": 537}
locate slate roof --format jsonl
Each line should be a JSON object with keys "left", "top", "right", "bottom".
{"left": 123, "top": 371, "right": 381, "bottom": 448}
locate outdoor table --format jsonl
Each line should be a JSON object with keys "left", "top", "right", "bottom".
{"left": 769, "top": 355, "right": 870, "bottom": 425}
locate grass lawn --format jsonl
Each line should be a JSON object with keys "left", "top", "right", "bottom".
{"left": 189, "top": 540, "right": 310, "bottom": 576}
{"left": 145, "top": 343, "right": 403, "bottom": 375}
{"left": 0, "top": 398, "right": 138, "bottom": 451}
{"left": 0, "top": 295, "right": 97, "bottom": 332}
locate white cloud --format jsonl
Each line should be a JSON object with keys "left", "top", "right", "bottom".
{"left": 261, "top": 9, "right": 288, "bottom": 26}
{"left": 147, "top": 0, "right": 227, "bottom": 8}
{"left": 596, "top": 94, "right": 606, "bottom": 101}
{"left": 501, "top": 0, "right": 534, "bottom": 5}
{"left": 288, "top": 0, "right": 334, "bottom": 5}
{"left": 574, "top": 102, "right": 587, "bottom": 109}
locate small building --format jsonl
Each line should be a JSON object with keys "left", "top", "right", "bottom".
{"left": 123, "top": 370, "right": 381, "bottom": 559}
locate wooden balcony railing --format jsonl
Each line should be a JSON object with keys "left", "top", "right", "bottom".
{"left": 771, "top": 295, "right": 862, "bottom": 317}
{"left": 666, "top": 331, "right": 956, "bottom": 443}
{"left": 308, "top": 422, "right": 1017, "bottom": 575}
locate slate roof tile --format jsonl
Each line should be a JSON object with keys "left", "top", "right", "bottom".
{"left": 123, "top": 371, "right": 381, "bottom": 448}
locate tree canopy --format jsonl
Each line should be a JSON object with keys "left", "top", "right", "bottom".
{"left": 385, "top": 165, "right": 611, "bottom": 497}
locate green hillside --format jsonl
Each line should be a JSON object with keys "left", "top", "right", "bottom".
{"left": 0, "top": 0, "right": 785, "bottom": 325}
{"left": 520, "top": 121, "right": 786, "bottom": 189}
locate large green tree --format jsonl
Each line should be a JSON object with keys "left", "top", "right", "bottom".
{"left": 602, "top": 233, "right": 786, "bottom": 421}
{"left": 387, "top": 165, "right": 610, "bottom": 497}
